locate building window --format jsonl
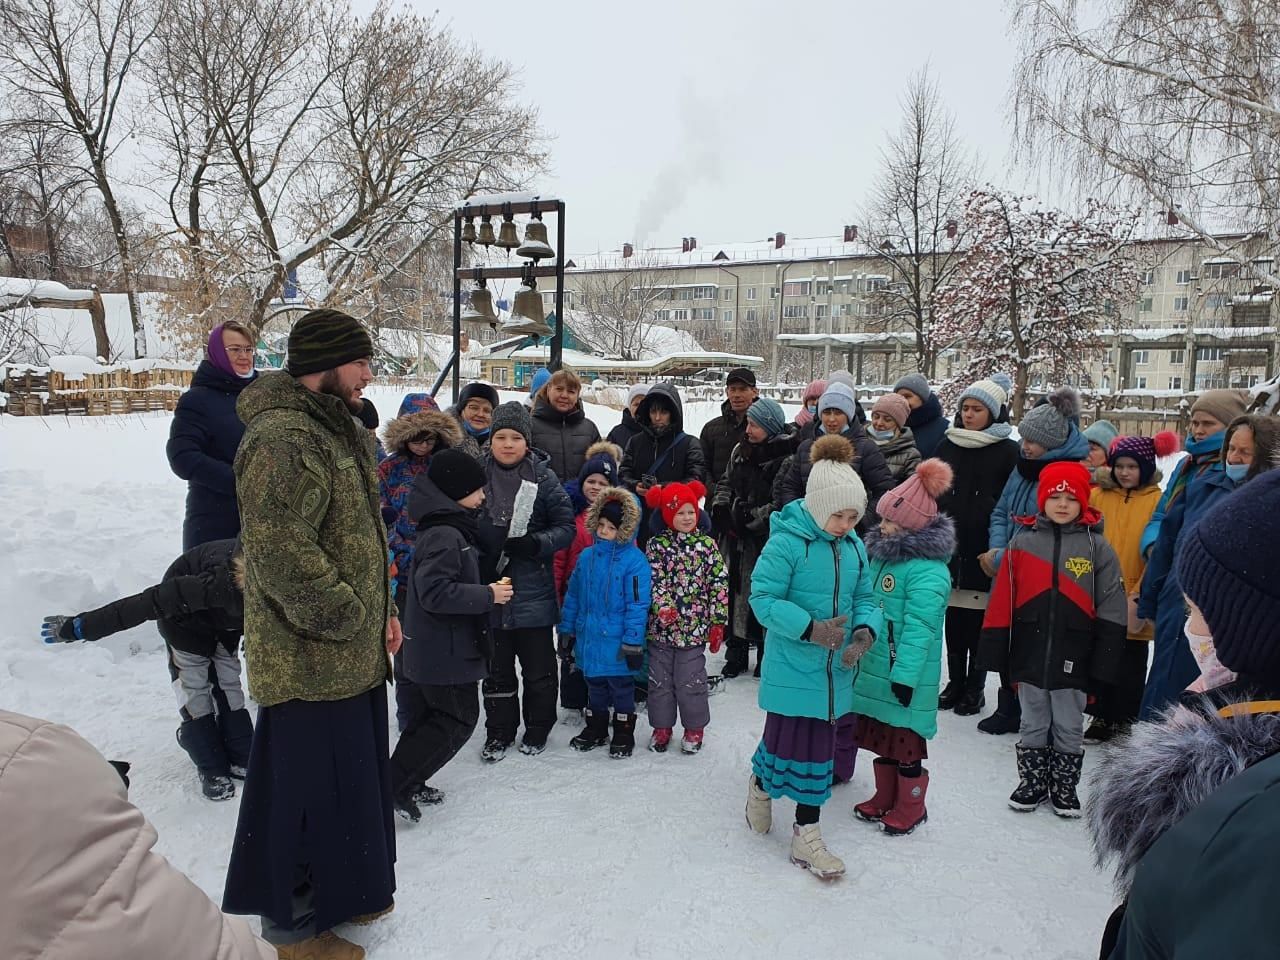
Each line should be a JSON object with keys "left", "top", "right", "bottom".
{"left": 1133, "top": 350, "right": 1149, "bottom": 365}
{"left": 723, "top": 288, "right": 733, "bottom": 301}
{"left": 693, "top": 286, "right": 715, "bottom": 300}
{"left": 1140, "top": 297, "right": 1153, "bottom": 312}
{"left": 746, "top": 287, "right": 757, "bottom": 300}
{"left": 1196, "top": 373, "right": 1227, "bottom": 389}
{"left": 1134, "top": 376, "right": 1148, "bottom": 389}
{"left": 782, "top": 304, "right": 809, "bottom": 319}
{"left": 654, "top": 309, "right": 670, "bottom": 323}
{"left": 1196, "top": 347, "right": 1224, "bottom": 362}
{"left": 1103, "top": 299, "right": 1115, "bottom": 316}
{"left": 1203, "top": 261, "right": 1241, "bottom": 280}
{"left": 1140, "top": 269, "right": 1154, "bottom": 285}
{"left": 678, "top": 288, "right": 694, "bottom": 300}
{"left": 1176, "top": 269, "right": 1193, "bottom": 285}
{"left": 769, "top": 286, "right": 779, "bottom": 299}
{"left": 673, "top": 308, "right": 689, "bottom": 321}
{"left": 1173, "top": 296, "right": 1189, "bottom": 312}
{"left": 722, "top": 310, "right": 733, "bottom": 325}
{"left": 1169, "top": 348, "right": 1184, "bottom": 365}
{"left": 1168, "top": 376, "right": 1183, "bottom": 390}
{"left": 814, "top": 304, "right": 828, "bottom": 319}
{"left": 866, "top": 276, "right": 888, "bottom": 292}
{"left": 745, "top": 308, "right": 758, "bottom": 324}
{"left": 782, "top": 281, "right": 810, "bottom": 297}
{"left": 693, "top": 308, "right": 716, "bottom": 321}
{"left": 1204, "top": 293, "right": 1231, "bottom": 310}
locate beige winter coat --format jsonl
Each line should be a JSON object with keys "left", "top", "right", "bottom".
{"left": 0, "top": 710, "right": 275, "bottom": 960}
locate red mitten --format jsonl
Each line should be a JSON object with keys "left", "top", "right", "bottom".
{"left": 708, "top": 625, "right": 725, "bottom": 654}
{"left": 657, "top": 607, "right": 679, "bottom": 627}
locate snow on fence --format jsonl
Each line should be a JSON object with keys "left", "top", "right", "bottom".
{"left": 1, "top": 357, "right": 195, "bottom": 416}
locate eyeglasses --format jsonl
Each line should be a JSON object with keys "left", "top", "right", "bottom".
{"left": 225, "top": 346, "right": 255, "bottom": 357}
{"left": 408, "top": 435, "right": 435, "bottom": 446}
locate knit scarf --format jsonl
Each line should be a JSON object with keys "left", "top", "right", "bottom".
{"left": 485, "top": 455, "right": 534, "bottom": 527}
{"left": 944, "top": 422, "right": 1013, "bottom": 449}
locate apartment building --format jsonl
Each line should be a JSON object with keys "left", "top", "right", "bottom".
{"left": 557, "top": 230, "right": 1277, "bottom": 392}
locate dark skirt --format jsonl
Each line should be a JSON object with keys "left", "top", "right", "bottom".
{"left": 223, "top": 685, "right": 396, "bottom": 932}
{"left": 854, "top": 715, "right": 928, "bottom": 764}
{"left": 751, "top": 712, "right": 837, "bottom": 806}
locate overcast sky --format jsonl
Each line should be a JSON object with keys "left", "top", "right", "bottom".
{"left": 390, "top": 0, "right": 1034, "bottom": 255}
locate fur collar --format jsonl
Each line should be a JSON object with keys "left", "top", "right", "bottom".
{"left": 382, "top": 409, "right": 464, "bottom": 456}
{"left": 864, "top": 514, "right": 956, "bottom": 562}
{"left": 1088, "top": 700, "right": 1280, "bottom": 895}
{"left": 585, "top": 486, "right": 642, "bottom": 543}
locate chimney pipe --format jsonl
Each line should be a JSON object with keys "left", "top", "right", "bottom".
{"left": 775, "top": 231, "right": 786, "bottom": 249}
{"left": 689, "top": 236, "right": 697, "bottom": 250}
{"left": 622, "top": 243, "right": 633, "bottom": 259}
{"left": 681, "top": 238, "right": 690, "bottom": 253}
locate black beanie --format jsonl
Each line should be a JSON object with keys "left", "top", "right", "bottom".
{"left": 286, "top": 309, "right": 374, "bottom": 376}
{"left": 598, "top": 499, "right": 624, "bottom": 527}
{"left": 427, "top": 448, "right": 488, "bottom": 502}
{"left": 1176, "top": 469, "right": 1280, "bottom": 683}
{"left": 490, "top": 401, "right": 533, "bottom": 445}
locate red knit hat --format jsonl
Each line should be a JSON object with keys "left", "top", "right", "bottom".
{"left": 1037, "top": 461, "right": 1092, "bottom": 514}
{"left": 644, "top": 480, "right": 706, "bottom": 528}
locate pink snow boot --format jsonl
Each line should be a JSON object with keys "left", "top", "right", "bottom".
{"left": 853, "top": 758, "right": 898, "bottom": 822}
{"left": 881, "top": 769, "right": 929, "bottom": 836}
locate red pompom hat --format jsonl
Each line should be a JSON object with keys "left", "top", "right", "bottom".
{"left": 644, "top": 480, "right": 706, "bottom": 528}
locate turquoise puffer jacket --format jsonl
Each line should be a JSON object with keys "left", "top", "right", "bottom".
{"left": 749, "top": 500, "right": 883, "bottom": 722}
{"left": 852, "top": 516, "right": 955, "bottom": 739}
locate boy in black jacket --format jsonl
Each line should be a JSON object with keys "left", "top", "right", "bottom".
{"left": 41, "top": 538, "right": 250, "bottom": 801}
{"left": 391, "top": 448, "right": 514, "bottom": 822}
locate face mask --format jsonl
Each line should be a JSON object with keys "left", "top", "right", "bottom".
{"left": 869, "top": 428, "right": 896, "bottom": 442}
{"left": 1185, "top": 617, "right": 1236, "bottom": 693}
{"left": 1225, "top": 462, "right": 1249, "bottom": 482}
{"left": 806, "top": 403, "right": 818, "bottom": 415}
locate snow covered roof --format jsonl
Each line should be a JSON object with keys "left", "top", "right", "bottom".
{"left": 501, "top": 346, "right": 763, "bottom": 371}
{"left": 567, "top": 234, "right": 901, "bottom": 271}
{"left": 1101, "top": 326, "right": 1277, "bottom": 341}
{"left": 0, "top": 277, "right": 96, "bottom": 305}
{"left": 776, "top": 332, "right": 917, "bottom": 349}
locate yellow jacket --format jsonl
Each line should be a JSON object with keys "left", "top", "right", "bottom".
{"left": 1090, "top": 476, "right": 1162, "bottom": 641}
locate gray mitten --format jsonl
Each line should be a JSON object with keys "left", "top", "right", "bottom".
{"left": 806, "top": 615, "right": 848, "bottom": 650}
{"left": 841, "top": 626, "right": 875, "bottom": 667}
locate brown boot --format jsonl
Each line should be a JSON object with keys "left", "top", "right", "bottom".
{"left": 275, "top": 930, "right": 365, "bottom": 959}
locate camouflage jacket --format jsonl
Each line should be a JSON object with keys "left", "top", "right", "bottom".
{"left": 234, "top": 371, "right": 392, "bottom": 707}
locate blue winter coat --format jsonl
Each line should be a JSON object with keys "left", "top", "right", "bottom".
{"left": 988, "top": 424, "right": 1090, "bottom": 565}
{"left": 167, "top": 358, "right": 255, "bottom": 550}
{"left": 749, "top": 500, "right": 884, "bottom": 722}
{"left": 1137, "top": 433, "right": 1235, "bottom": 718}
{"left": 905, "top": 393, "right": 948, "bottom": 459}
{"left": 558, "top": 490, "right": 651, "bottom": 678}
{"left": 853, "top": 517, "right": 955, "bottom": 739}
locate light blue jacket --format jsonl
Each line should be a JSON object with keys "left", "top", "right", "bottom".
{"left": 749, "top": 500, "right": 883, "bottom": 722}
{"left": 988, "top": 425, "right": 1090, "bottom": 565}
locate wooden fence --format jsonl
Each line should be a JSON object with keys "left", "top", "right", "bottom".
{"left": 2, "top": 366, "right": 195, "bottom": 416}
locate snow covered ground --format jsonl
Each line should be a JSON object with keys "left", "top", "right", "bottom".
{"left": 0, "top": 385, "right": 1119, "bottom": 960}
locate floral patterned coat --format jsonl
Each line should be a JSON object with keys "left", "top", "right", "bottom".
{"left": 644, "top": 528, "right": 729, "bottom": 648}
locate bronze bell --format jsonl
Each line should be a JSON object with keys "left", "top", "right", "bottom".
{"left": 517, "top": 219, "right": 555, "bottom": 260}
{"left": 461, "top": 218, "right": 477, "bottom": 244}
{"left": 477, "top": 216, "right": 496, "bottom": 246}
{"left": 495, "top": 216, "right": 520, "bottom": 250}
{"left": 500, "top": 284, "right": 553, "bottom": 338}
{"left": 461, "top": 283, "right": 499, "bottom": 327}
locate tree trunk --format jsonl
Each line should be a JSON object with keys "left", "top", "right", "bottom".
{"left": 88, "top": 288, "right": 111, "bottom": 359}
{"left": 1011, "top": 364, "right": 1030, "bottom": 420}
{"left": 95, "top": 174, "right": 146, "bottom": 357}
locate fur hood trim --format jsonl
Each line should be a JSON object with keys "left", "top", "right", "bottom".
{"left": 382, "top": 410, "right": 464, "bottom": 456}
{"left": 864, "top": 514, "right": 956, "bottom": 562}
{"left": 584, "top": 439, "right": 624, "bottom": 465}
{"left": 231, "top": 553, "right": 246, "bottom": 591}
{"left": 585, "top": 486, "right": 642, "bottom": 543}
{"left": 1088, "top": 701, "right": 1280, "bottom": 895}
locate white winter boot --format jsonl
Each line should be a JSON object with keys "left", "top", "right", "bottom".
{"left": 790, "top": 823, "right": 845, "bottom": 879}
{"left": 745, "top": 775, "right": 773, "bottom": 834}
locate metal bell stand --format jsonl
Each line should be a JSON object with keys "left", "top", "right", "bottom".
{"left": 433, "top": 193, "right": 566, "bottom": 402}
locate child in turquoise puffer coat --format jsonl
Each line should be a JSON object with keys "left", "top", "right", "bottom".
{"left": 851, "top": 459, "right": 955, "bottom": 836}
{"left": 744, "top": 434, "right": 884, "bottom": 881}
{"left": 558, "top": 487, "right": 652, "bottom": 759}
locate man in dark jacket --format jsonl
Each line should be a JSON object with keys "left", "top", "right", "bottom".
{"left": 390, "top": 449, "right": 513, "bottom": 822}
{"left": 620, "top": 382, "right": 707, "bottom": 547}
{"left": 894, "top": 373, "right": 947, "bottom": 459}
{"left": 699, "top": 367, "right": 758, "bottom": 513}
{"left": 476, "top": 402, "right": 577, "bottom": 762}
{"left": 41, "top": 538, "right": 251, "bottom": 801}
{"left": 222, "top": 309, "right": 397, "bottom": 956}
{"left": 608, "top": 384, "right": 650, "bottom": 451}
{"left": 773, "top": 382, "right": 895, "bottom": 526}
{"left": 167, "top": 321, "right": 257, "bottom": 549}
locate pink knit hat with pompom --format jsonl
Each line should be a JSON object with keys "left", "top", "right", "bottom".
{"left": 877, "top": 459, "right": 954, "bottom": 530}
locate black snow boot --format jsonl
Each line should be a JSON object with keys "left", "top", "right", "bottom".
{"left": 937, "top": 679, "right": 964, "bottom": 711}
{"left": 722, "top": 639, "right": 749, "bottom": 679}
{"left": 217, "top": 707, "right": 254, "bottom": 778}
{"left": 977, "top": 686, "right": 1021, "bottom": 734}
{"left": 609, "top": 712, "right": 637, "bottom": 759}
{"left": 1008, "top": 744, "right": 1050, "bottom": 812}
{"left": 1049, "top": 749, "right": 1085, "bottom": 818}
{"left": 393, "top": 786, "right": 422, "bottom": 824}
{"left": 570, "top": 708, "right": 610, "bottom": 752}
{"left": 176, "top": 714, "right": 234, "bottom": 801}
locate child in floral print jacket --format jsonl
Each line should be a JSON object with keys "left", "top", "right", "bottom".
{"left": 643, "top": 480, "right": 729, "bottom": 754}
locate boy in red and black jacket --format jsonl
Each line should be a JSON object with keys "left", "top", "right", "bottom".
{"left": 978, "top": 461, "right": 1126, "bottom": 818}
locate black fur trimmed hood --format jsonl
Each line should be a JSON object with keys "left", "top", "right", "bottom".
{"left": 863, "top": 514, "right": 956, "bottom": 563}
{"left": 1088, "top": 700, "right": 1280, "bottom": 895}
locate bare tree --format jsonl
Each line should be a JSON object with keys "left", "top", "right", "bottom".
{"left": 147, "top": 0, "right": 545, "bottom": 337}
{"left": 934, "top": 189, "right": 1142, "bottom": 418}
{"left": 1012, "top": 0, "right": 1280, "bottom": 286}
{"left": 859, "top": 68, "right": 979, "bottom": 377}
{"left": 0, "top": 0, "right": 155, "bottom": 356}
{"left": 570, "top": 255, "right": 676, "bottom": 360}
